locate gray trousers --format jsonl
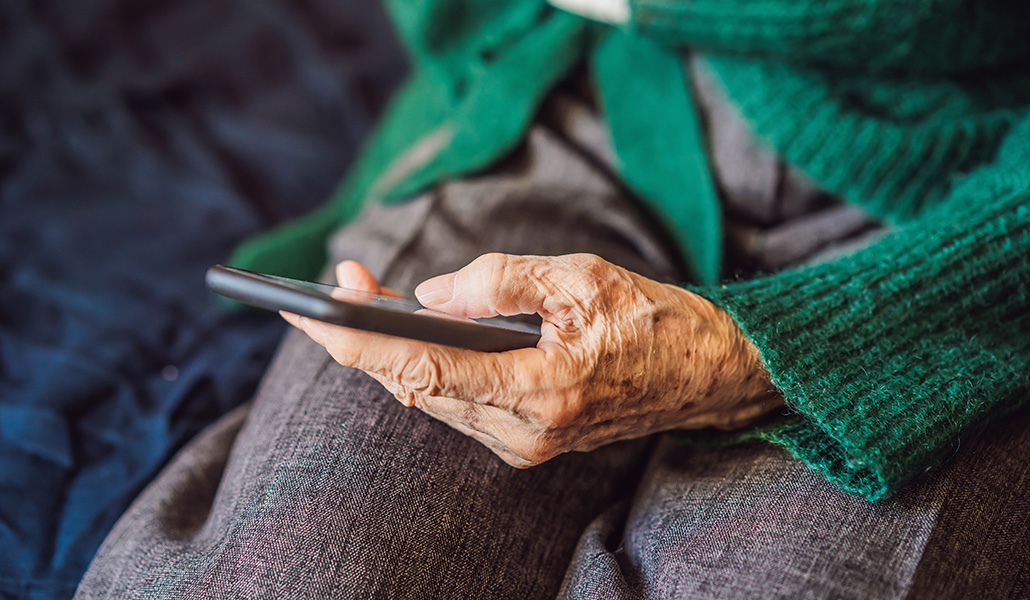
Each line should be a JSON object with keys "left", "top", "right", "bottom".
{"left": 76, "top": 123, "right": 1030, "bottom": 599}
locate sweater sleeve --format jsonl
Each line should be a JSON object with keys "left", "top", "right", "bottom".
{"left": 624, "top": 0, "right": 1030, "bottom": 73}
{"left": 693, "top": 123, "right": 1030, "bottom": 501}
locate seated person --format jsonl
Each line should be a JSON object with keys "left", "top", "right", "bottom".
{"left": 76, "top": 0, "right": 1030, "bottom": 597}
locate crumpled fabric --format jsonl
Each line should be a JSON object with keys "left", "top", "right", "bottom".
{"left": 0, "top": 0, "right": 405, "bottom": 597}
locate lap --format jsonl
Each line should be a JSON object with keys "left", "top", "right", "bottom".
{"left": 562, "top": 412, "right": 1030, "bottom": 600}
{"left": 103, "top": 334, "right": 653, "bottom": 599}
{"left": 76, "top": 112, "right": 1030, "bottom": 600}
{"left": 76, "top": 119, "right": 682, "bottom": 599}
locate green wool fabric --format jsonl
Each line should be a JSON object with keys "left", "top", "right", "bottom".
{"left": 698, "top": 115, "right": 1030, "bottom": 500}
{"left": 628, "top": 0, "right": 1030, "bottom": 73}
{"left": 230, "top": 2, "right": 589, "bottom": 281}
{"left": 231, "top": 0, "right": 1030, "bottom": 500}
{"left": 592, "top": 30, "right": 722, "bottom": 283}
{"left": 231, "top": 1, "right": 725, "bottom": 284}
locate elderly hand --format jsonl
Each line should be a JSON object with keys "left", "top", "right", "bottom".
{"left": 283, "top": 254, "right": 782, "bottom": 467}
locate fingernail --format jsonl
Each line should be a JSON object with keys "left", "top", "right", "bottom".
{"left": 415, "top": 273, "right": 455, "bottom": 306}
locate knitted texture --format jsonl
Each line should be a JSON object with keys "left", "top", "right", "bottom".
{"left": 697, "top": 116, "right": 1030, "bottom": 500}
{"left": 704, "top": 56, "right": 1030, "bottom": 225}
{"left": 629, "top": 0, "right": 1030, "bottom": 73}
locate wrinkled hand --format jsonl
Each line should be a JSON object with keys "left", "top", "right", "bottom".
{"left": 283, "top": 254, "right": 782, "bottom": 467}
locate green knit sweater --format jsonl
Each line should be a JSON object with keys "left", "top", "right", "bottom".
{"left": 231, "top": 0, "right": 1030, "bottom": 501}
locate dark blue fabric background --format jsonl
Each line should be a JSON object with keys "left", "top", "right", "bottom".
{"left": 0, "top": 1, "right": 405, "bottom": 597}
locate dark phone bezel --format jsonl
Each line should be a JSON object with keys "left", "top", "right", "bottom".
{"left": 206, "top": 265, "right": 541, "bottom": 352}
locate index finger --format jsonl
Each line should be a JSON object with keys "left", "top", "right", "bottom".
{"left": 282, "top": 312, "right": 548, "bottom": 408}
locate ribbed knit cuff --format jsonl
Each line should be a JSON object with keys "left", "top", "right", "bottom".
{"left": 693, "top": 188, "right": 1030, "bottom": 500}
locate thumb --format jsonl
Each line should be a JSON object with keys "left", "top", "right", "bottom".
{"left": 336, "top": 260, "right": 402, "bottom": 298}
{"left": 336, "top": 260, "right": 380, "bottom": 292}
{"left": 415, "top": 253, "right": 555, "bottom": 319}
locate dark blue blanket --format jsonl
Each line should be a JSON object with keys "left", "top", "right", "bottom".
{"left": 0, "top": 1, "right": 405, "bottom": 597}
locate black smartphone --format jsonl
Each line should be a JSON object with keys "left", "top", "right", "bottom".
{"left": 206, "top": 265, "right": 541, "bottom": 352}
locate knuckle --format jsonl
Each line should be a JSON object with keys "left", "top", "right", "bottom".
{"left": 463, "top": 253, "right": 517, "bottom": 312}
{"left": 558, "top": 254, "right": 618, "bottom": 303}
{"left": 571, "top": 253, "right": 609, "bottom": 277}
{"left": 471, "top": 252, "right": 511, "bottom": 282}
{"left": 394, "top": 349, "right": 448, "bottom": 397}
{"left": 475, "top": 252, "right": 510, "bottom": 269}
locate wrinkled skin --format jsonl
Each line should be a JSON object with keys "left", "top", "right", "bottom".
{"left": 283, "top": 253, "right": 783, "bottom": 468}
